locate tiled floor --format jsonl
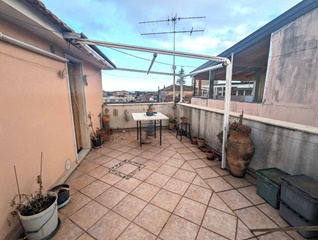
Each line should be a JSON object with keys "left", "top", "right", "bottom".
{"left": 52, "top": 129, "right": 306, "bottom": 240}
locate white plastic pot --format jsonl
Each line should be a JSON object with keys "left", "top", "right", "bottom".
{"left": 18, "top": 192, "right": 59, "bottom": 240}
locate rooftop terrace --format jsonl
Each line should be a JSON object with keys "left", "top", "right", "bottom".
{"left": 51, "top": 129, "right": 306, "bottom": 240}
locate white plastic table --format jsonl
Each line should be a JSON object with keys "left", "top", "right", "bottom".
{"left": 131, "top": 112, "right": 169, "bottom": 147}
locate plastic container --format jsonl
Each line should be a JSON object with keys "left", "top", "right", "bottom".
{"left": 256, "top": 168, "right": 289, "bottom": 208}
{"left": 281, "top": 174, "right": 318, "bottom": 221}
{"left": 146, "top": 124, "right": 154, "bottom": 136}
{"left": 279, "top": 201, "right": 318, "bottom": 239}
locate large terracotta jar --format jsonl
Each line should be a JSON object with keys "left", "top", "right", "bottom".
{"left": 226, "top": 123, "right": 254, "bottom": 177}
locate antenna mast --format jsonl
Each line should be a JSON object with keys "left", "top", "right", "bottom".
{"left": 139, "top": 14, "right": 205, "bottom": 102}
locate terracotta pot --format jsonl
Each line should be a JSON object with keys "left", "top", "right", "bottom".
{"left": 206, "top": 150, "right": 214, "bottom": 160}
{"left": 168, "top": 123, "right": 176, "bottom": 130}
{"left": 226, "top": 129, "right": 254, "bottom": 177}
{"left": 181, "top": 117, "right": 188, "bottom": 124}
{"left": 192, "top": 137, "right": 197, "bottom": 145}
{"left": 197, "top": 138, "right": 205, "bottom": 147}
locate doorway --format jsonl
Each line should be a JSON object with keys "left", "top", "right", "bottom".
{"left": 67, "top": 57, "right": 90, "bottom": 158}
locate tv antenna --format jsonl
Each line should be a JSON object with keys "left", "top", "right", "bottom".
{"left": 139, "top": 14, "right": 205, "bottom": 102}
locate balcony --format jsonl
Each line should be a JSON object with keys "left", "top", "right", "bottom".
{"left": 51, "top": 129, "right": 306, "bottom": 240}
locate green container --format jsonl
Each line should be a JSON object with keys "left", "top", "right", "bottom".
{"left": 256, "top": 168, "right": 289, "bottom": 209}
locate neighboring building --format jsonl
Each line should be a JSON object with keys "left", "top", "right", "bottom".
{"left": 191, "top": 0, "right": 318, "bottom": 127}
{"left": 104, "top": 94, "right": 135, "bottom": 103}
{"left": 159, "top": 85, "right": 194, "bottom": 102}
{"left": 0, "top": 0, "right": 115, "bottom": 238}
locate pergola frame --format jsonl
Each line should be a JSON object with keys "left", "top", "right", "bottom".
{"left": 64, "top": 33, "right": 233, "bottom": 169}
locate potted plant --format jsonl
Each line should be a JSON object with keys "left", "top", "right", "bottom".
{"left": 206, "top": 150, "right": 214, "bottom": 160}
{"left": 226, "top": 112, "right": 254, "bottom": 177}
{"left": 197, "top": 137, "right": 205, "bottom": 147}
{"left": 180, "top": 116, "right": 188, "bottom": 124}
{"left": 88, "top": 112, "right": 102, "bottom": 148}
{"left": 168, "top": 118, "right": 177, "bottom": 130}
{"left": 146, "top": 103, "right": 154, "bottom": 116}
{"left": 191, "top": 136, "right": 197, "bottom": 145}
{"left": 8, "top": 153, "right": 59, "bottom": 240}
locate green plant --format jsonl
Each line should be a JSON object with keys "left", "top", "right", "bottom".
{"left": 169, "top": 118, "right": 177, "bottom": 123}
{"left": 88, "top": 112, "right": 101, "bottom": 141}
{"left": 8, "top": 153, "right": 55, "bottom": 225}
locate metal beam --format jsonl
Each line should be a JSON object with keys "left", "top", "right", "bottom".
{"left": 113, "top": 67, "right": 180, "bottom": 77}
{"left": 66, "top": 36, "right": 230, "bottom": 64}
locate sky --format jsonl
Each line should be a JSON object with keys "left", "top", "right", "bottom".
{"left": 40, "top": 0, "right": 302, "bottom": 91}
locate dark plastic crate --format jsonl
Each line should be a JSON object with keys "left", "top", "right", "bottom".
{"left": 256, "top": 168, "right": 289, "bottom": 209}
{"left": 281, "top": 174, "right": 318, "bottom": 221}
{"left": 279, "top": 201, "right": 318, "bottom": 239}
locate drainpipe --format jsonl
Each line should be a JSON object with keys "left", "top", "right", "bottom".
{"left": 221, "top": 54, "right": 233, "bottom": 169}
{"left": 0, "top": 32, "right": 68, "bottom": 62}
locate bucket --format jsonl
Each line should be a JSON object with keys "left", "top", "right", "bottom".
{"left": 146, "top": 124, "right": 155, "bottom": 136}
{"left": 19, "top": 192, "right": 59, "bottom": 240}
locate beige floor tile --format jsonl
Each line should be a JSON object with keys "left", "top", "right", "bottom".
{"left": 163, "top": 177, "right": 190, "bottom": 196}
{"left": 117, "top": 223, "right": 156, "bottom": 240}
{"left": 129, "top": 148, "right": 145, "bottom": 156}
{"left": 80, "top": 180, "right": 111, "bottom": 199}
{"left": 209, "top": 192, "right": 234, "bottom": 215}
{"left": 174, "top": 197, "right": 206, "bottom": 225}
{"left": 196, "top": 227, "right": 228, "bottom": 240}
{"left": 66, "top": 169, "right": 84, "bottom": 182}
{"left": 85, "top": 151, "right": 102, "bottom": 161}
{"left": 184, "top": 184, "right": 212, "bottom": 205}
{"left": 235, "top": 206, "right": 278, "bottom": 234}
{"left": 151, "top": 189, "right": 182, "bottom": 212}
{"left": 212, "top": 166, "right": 230, "bottom": 176}
{"left": 160, "top": 214, "right": 199, "bottom": 240}
{"left": 238, "top": 185, "right": 266, "bottom": 205}
{"left": 172, "top": 152, "right": 185, "bottom": 159}
{"left": 77, "top": 233, "right": 95, "bottom": 240}
{"left": 165, "top": 157, "right": 185, "bottom": 168}
{"left": 88, "top": 211, "right": 130, "bottom": 240}
{"left": 67, "top": 173, "right": 96, "bottom": 190}
{"left": 177, "top": 147, "right": 192, "bottom": 154}
{"left": 145, "top": 172, "right": 170, "bottom": 188}
{"left": 134, "top": 204, "right": 171, "bottom": 235}
{"left": 192, "top": 175, "right": 210, "bottom": 189}
{"left": 187, "top": 160, "right": 208, "bottom": 169}
{"left": 181, "top": 162, "right": 196, "bottom": 172}
{"left": 202, "top": 159, "right": 221, "bottom": 167}
{"left": 95, "top": 187, "right": 127, "bottom": 208}
{"left": 257, "top": 203, "right": 289, "bottom": 227}
{"left": 100, "top": 173, "right": 123, "bottom": 185}
{"left": 116, "top": 152, "right": 135, "bottom": 161}
{"left": 77, "top": 160, "right": 99, "bottom": 173}
{"left": 236, "top": 219, "right": 254, "bottom": 240}
{"left": 51, "top": 218, "right": 84, "bottom": 240}
{"left": 181, "top": 152, "right": 199, "bottom": 161}
{"left": 103, "top": 159, "right": 122, "bottom": 168}
{"left": 106, "top": 150, "right": 125, "bottom": 158}
{"left": 131, "top": 182, "right": 160, "bottom": 202}
{"left": 131, "top": 156, "right": 148, "bottom": 164}
{"left": 144, "top": 160, "right": 162, "bottom": 171}
{"left": 115, "top": 177, "right": 142, "bottom": 193}
{"left": 223, "top": 175, "right": 252, "bottom": 188}
{"left": 139, "top": 151, "right": 157, "bottom": 159}
{"left": 116, "top": 162, "right": 139, "bottom": 174}
{"left": 202, "top": 207, "right": 237, "bottom": 240}
{"left": 218, "top": 189, "right": 253, "bottom": 210}
{"left": 160, "top": 149, "right": 177, "bottom": 157}
{"left": 147, "top": 146, "right": 164, "bottom": 154}
{"left": 258, "top": 231, "right": 294, "bottom": 240}
{"left": 59, "top": 191, "right": 91, "bottom": 216}
{"left": 194, "top": 151, "right": 206, "bottom": 159}
{"left": 195, "top": 167, "right": 219, "bottom": 179}
{"left": 173, "top": 169, "right": 196, "bottom": 183}
{"left": 156, "top": 164, "right": 179, "bottom": 176}
{"left": 133, "top": 168, "right": 153, "bottom": 180}
{"left": 70, "top": 201, "right": 108, "bottom": 230}
{"left": 87, "top": 165, "right": 109, "bottom": 179}
{"left": 205, "top": 177, "right": 233, "bottom": 192}
{"left": 92, "top": 155, "right": 113, "bottom": 165}
{"left": 152, "top": 154, "right": 170, "bottom": 163}
{"left": 113, "top": 195, "right": 147, "bottom": 221}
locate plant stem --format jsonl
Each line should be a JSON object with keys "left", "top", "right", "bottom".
{"left": 14, "top": 166, "right": 22, "bottom": 205}
{"left": 39, "top": 152, "right": 43, "bottom": 197}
